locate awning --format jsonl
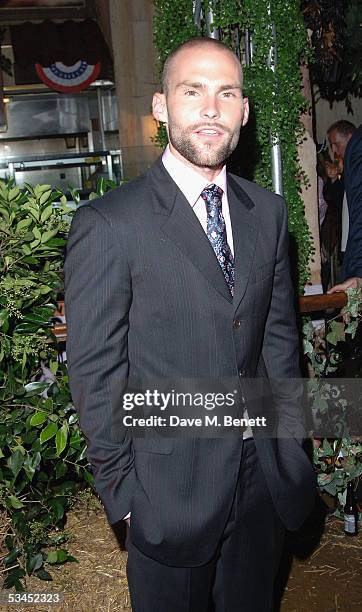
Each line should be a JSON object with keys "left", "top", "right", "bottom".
{"left": 10, "top": 19, "right": 113, "bottom": 92}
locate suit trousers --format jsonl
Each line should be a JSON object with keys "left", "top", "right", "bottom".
{"left": 126, "top": 439, "right": 285, "bottom": 612}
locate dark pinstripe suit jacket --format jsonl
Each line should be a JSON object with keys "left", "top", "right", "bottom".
{"left": 64, "top": 157, "right": 316, "bottom": 567}
{"left": 341, "top": 125, "right": 362, "bottom": 280}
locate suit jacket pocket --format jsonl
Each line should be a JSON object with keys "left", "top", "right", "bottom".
{"left": 132, "top": 437, "right": 174, "bottom": 454}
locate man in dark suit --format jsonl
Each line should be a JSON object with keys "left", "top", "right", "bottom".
{"left": 327, "top": 122, "right": 362, "bottom": 294}
{"left": 64, "top": 37, "right": 315, "bottom": 611}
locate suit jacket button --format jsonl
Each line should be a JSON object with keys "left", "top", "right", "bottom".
{"left": 239, "top": 370, "right": 246, "bottom": 377}
{"left": 233, "top": 319, "right": 241, "bottom": 329}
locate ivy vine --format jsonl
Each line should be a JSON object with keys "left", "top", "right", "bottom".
{"left": 303, "top": 289, "right": 362, "bottom": 513}
{"left": 153, "top": 0, "right": 313, "bottom": 290}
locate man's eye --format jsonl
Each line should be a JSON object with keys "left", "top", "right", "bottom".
{"left": 185, "top": 90, "right": 198, "bottom": 96}
{"left": 221, "top": 92, "right": 234, "bottom": 98}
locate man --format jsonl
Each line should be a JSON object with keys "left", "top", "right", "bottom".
{"left": 326, "top": 120, "right": 362, "bottom": 293}
{"left": 64, "top": 37, "right": 315, "bottom": 611}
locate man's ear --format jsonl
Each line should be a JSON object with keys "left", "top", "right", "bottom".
{"left": 152, "top": 92, "right": 168, "bottom": 124}
{"left": 242, "top": 97, "right": 249, "bottom": 127}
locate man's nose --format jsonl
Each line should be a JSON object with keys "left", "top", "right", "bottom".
{"left": 201, "top": 95, "right": 220, "bottom": 119}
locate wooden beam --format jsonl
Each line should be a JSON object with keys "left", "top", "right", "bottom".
{"left": 299, "top": 292, "right": 347, "bottom": 313}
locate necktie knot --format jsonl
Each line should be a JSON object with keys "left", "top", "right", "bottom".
{"left": 201, "top": 184, "right": 223, "bottom": 212}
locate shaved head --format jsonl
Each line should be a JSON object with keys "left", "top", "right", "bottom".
{"left": 162, "top": 37, "right": 243, "bottom": 95}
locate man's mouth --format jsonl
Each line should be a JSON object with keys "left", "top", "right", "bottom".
{"left": 194, "top": 127, "right": 224, "bottom": 137}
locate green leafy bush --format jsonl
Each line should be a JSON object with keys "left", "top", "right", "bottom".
{"left": 304, "top": 289, "right": 362, "bottom": 513}
{"left": 0, "top": 180, "right": 91, "bottom": 590}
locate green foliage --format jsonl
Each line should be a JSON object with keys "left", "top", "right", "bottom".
{"left": 152, "top": 0, "right": 313, "bottom": 290}
{"left": 88, "top": 177, "right": 119, "bottom": 200}
{"left": 153, "top": 0, "right": 199, "bottom": 75}
{"left": 313, "top": 437, "right": 362, "bottom": 515}
{"left": 239, "top": 0, "right": 313, "bottom": 289}
{"left": 304, "top": 288, "right": 362, "bottom": 513}
{"left": 69, "top": 177, "right": 119, "bottom": 205}
{"left": 0, "top": 179, "right": 91, "bottom": 590}
{"left": 303, "top": 289, "right": 362, "bottom": 376}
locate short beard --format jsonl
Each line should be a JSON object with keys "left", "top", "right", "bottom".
{"left": 168, "top": 121, "right": 240, "bottom": 169}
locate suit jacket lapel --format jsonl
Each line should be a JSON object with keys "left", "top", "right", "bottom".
{"left": 148, "top": 158, "right": 258, "bottom": 306}
{"left": 148, "top": 157, "right": 232, "bottom": 303}
{"left": 162, "top": 190, "right": 233, "bottom": 303}
{"left": 227, "top": 175, "right": 259, "bottom": 312}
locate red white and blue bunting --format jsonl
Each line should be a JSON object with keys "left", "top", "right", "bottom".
{"left": 35, "top": 60, "right": 101, "bottom": 93}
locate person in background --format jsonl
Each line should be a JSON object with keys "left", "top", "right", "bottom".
{"left": 317, "top": 148, "right": 343, "bottom": 291}
{"left": 317, "top": 164, "right": 328, "bottom": 228}
{"left": 327, "top": 121, "right": 362, "bottom": 293}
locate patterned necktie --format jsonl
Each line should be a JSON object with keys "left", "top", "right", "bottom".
{"left": 201, "top": 184, "right": 235, "bottom": 296}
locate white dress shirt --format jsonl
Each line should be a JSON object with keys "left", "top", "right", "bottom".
{"left": 341, "top": 192, "right": 349, "bottom": 253}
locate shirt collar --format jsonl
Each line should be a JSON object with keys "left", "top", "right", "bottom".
{"left": 162, "top": 145, "right": 227, "bottom": 207}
